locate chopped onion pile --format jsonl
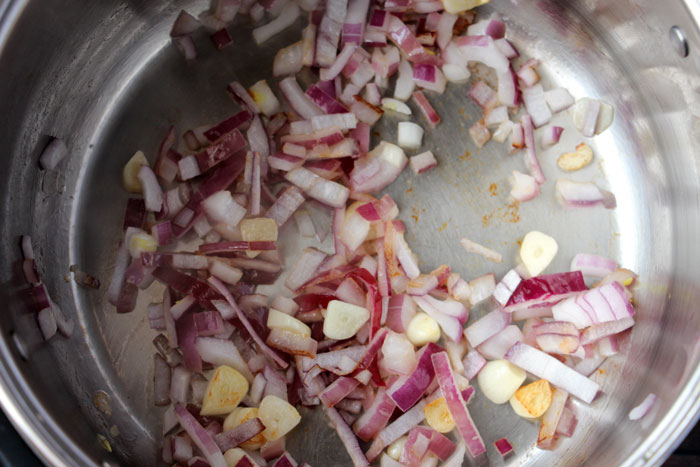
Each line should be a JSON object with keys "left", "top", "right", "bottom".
{"left": 60, "top": 0, "right": 640, "bottom": 465}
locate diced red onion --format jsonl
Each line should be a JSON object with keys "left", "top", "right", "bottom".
{"left": 570, "top": 253, "right": 617, "bottom": 277}
{"left": 210, "top": 28, "right": 232, "bottom": 49}
{"left": 555, "top": 179, "right": 617, "bottom": 209}
{"left": 541, "top": 125, "right": 563, "bottom": 147}
{"left": 544, "top": 87, "right": 575, "bottom": 113}
{"left": 324, "top": 406, "right": 369, "bottom": 467}
{"left": 456, "top": 35, "right": 509, "bottom": 73}
{"left": 253, "top": 2, "right": 300, "bottom": 44}
{"left": 537, "top": 388, "right": 568, "bottom": 449}
{"left": 279, "top": 77, "right": 324, "bottom": 119}
{"left": 468, "top": 273, "right": 496, "bottom": 305}
{"left": 205, "top": 111, "right": 253, "bottom": 142}
{"left": 468, "top": 121, "right": 490, "bottom": 148}
{"left": 520, "top": 114, "right": 546, "bottom": 184}
{"left": 432, "top": 352, "right": 486, "bottom": 457}
{"left": 494, "top": 437, "right": 513, "bottom": 457}
{"left": 478, "top": 325, "right": 523, "bottom": 360}
{"left": 394, "top": 59, "right": 415, "bottom": 101}
{"left": 467, "top": 19, "right": 506, "bottom": 38}
{"left": 387, "top": 342, "right": 443, "bottom": 411}
{"left": 629, "top": 393, "right": 657, "bottom": 421}
{"left": 464, "top": 308, "right": 511, "bottom": 348}
{"left": 366, "top": 396, "right": 431, "bottom": 462}
{"left": 494, "top": 38, "right": 518, "bottom": 58}
{"left": 39, "top": 137, "right": 68, "bottom": 170}
{"left": 580, "top": 98, "right": 601, "bottom": 137}
{"left": 556, "top": 406, "right": 578, "bottom": 438}
{"left": 37, "top": 307, "right": 57, "bottom": 340}
{"left": 174, "top": 404, "right": 226, "bottom": 467}
{"left": 506, "top": 342, "right": 599, "bottom": 403}
{"left": 171, "top": 10, "right": 201, "bottom": 37}
{"left": 137, "top": 166, "right": 163, "bottom": 212}
{"left": 580, "top": 317, "right": 634, "bottom": 345}
{"left": 412, "top": 91, "right": 440, "bottom": 127}
{"left": 462, "top": 350, "right": 486, "bottom": 380}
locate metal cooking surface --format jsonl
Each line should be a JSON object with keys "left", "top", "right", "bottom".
{"left": 2, "top": 0, "right": 700, "bottom": 465}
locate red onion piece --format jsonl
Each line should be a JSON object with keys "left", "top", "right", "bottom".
{"left": 285, "top": 167, "right": 349, "bottom": 208}
{"left": 171, "top": 10, "right": 201, "bottom": 37}
{"left": 431, "top": 352, "right": 486, "bottom": 458}
{"left": 399, "top": 429, "right": 430, "bottom": 465}
{"left": 460, "top": 237, "right": 502, "bottom": 263}
{"left": 495, "top": 38, "right": 518, "bottom": 58}
{"left": 478, "top": 325, "right": 523, "bottom": 360}
{"left": 174, "top": 404, "right": 226, "bottom": 467}
{"left": 387, "top": 342, "right": 443, "bottom": 411}
{"left": 274, "top": 41, "right": 304, "bottom": 77}
{"left": 324, "top": 406, "right": 369, "bottom": 467}
{"left": 386, "top": 16, "right": 425, "bottom": 63}
{"left": 195, "top": 129, "right": 247, "bottom": 176}
{"left": 253, "top": 2, "right": 300, "bottom": 44}
{"left": 272, "top": 452, "right": 299, "bottom": 467}
{"left": 172, "top": 435, "right": 193, "bottom": 462}
{"left": 321, "top": 43, "right": 359, "bottom": 81}
{"left": 497, "top": 66, "right": 519, "bottom": 107}
{"left": 456, "top": 35, "right": 509, "bottom": 73}
{"left": 350, "top": 95, "right": 383, "bottom": 125}
{"left": 468, "top": 120, "right": 490, "bottom": 148}
{"left": 214, "top": 417, "right": 265, "bottom": 452}
{"left": 210, "top": 28, "right": 232, "bottom": 49}
{"left": 522, "top": 84, "right": 552, "bottom": 128}
{"left": 580, "top": 317, "right": 634, "bottom": 345}
{"left": 520, "top": 114, "right": 545, "bottom": 184}
{"left": 581, "top": 98, "right": 601, "bottom": 137}
{"left": 365, "top": 396, "right": 431, "bottom": 462}
{"left": 371, "top": 46, "right": 400, "bottom": 78}
{"left": 280, "top": 77, "right": 324, "bottom": 119}
{"left": 555, "top": 179, "right": 617, "bottom": 209}
{"left": 354, "top": 388, "right": 395, "bottom": 441}
{"left": 541, "top": 125, "right": 564, "bottom": 147}
{"left": 494, "top": 437, "right": 513, "bottom": 457}
{"left": 413, "top": 64, "right": 446, "bottom": 94}
{"left": 506, "top": 342, "right": 599, "bottom": 403}
{"left": 545, "top": 87, "right": 575, "bottom": 113}
{"left": 205, "top": 112, "right": 252, "bottom": 143}
{"left": 319, "top": 376, "right": 360, "bottom": 407}
{"left": 267, "top": 328, "right": 318, "bottom": 357}
{"left": 285, "top": 248, "right": 327, "bottom": 292}
{"left": 556, "top": 406, "right": 578, "bottom": 437}
{"left": 537, "top": 388, "right": 568, "bottom": 449}
{"left": 506, "top": 271, "right": 586, "bottom": 312}
{"left": 436, "top": 13, "right": 457, "bottom": 50}
{"left": 412, "top": 91, "right": 440, "bottom": 127}
{"left": 266, "top": 186, "right": 306, "bottom": 227}
{"left": 208, "top": 276, "right": 288, "bottom": 368}
{"left": 629, "top": 393, "right": 657, "bottom": 421}
{"left": 137, "top": 166, "right": 163, "bottom": 212}
{"left": 464, "top": 308, "right": 511, "bottom": 348}
{"left": 155, "top": 126, "right": 179, "bottom": 183}
{"left": 195, "top": 337, "right": 253, "bottom": 382}
{"left": 467, "top": 19, "right": 506, "bottom": 38}
{"left": 39, "top": 137, "right": 68, "bottom": 170}
{"left": 570, "top": 253, "right": 617, "bottom": 277}
{"left": 153, "top": 354, "right": 171, "bottom": 406}
{"left": 462, "top": 350, "right": 486, "bottom": 380}
{"left": 37, "top": 307, "right": 57, "bottom": 340}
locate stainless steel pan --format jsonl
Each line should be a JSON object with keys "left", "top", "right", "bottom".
{"left": 1, "top": 0, "right": 700, "bottom": 465}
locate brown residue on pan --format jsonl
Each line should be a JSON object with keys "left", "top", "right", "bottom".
{"left": 489, "top": 183, "right": 498, "bottom": 196}
{"left": 482, "top": 201, "right": 521, "bottom": 227}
